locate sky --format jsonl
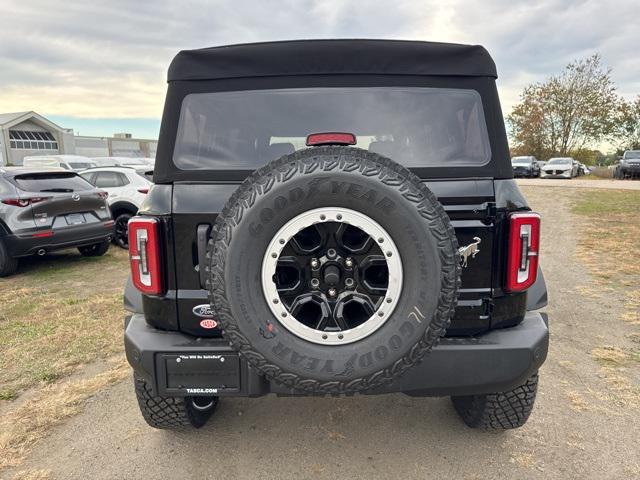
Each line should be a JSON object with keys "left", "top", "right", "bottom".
{"left": 1, "top": 0, "right": 638, "bottom": 140}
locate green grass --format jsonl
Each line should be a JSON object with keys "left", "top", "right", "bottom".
{"left": 571, "top": 190, "right": 640, "bottom": 283}
{"left": 0, "top": 389, "right": 18, "bottom": 401}
{"left": 572, "top": 190, "right": 640, "bottom": 216}
{"left": 0, "top": 248, "right": 129, "bottom": 401}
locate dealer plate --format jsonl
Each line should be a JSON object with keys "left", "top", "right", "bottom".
{"left": 162, "top": 353, "right": 240, "bottom": 393}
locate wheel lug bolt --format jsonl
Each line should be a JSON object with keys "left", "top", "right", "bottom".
{"left": 345, "top": 278, "right": 354, "bottom": 287}
{"left": 345, "top": 257, "right": 353, "bottom": 268}
{"left": 311, "top": 258, "right": 319, "bottom": 269}
{"left": 327, "top": 248, "right": 337, "bottom": 259}
{"left": 328, "top": 288, "right": 337, "bottom": 297}
{"left": 310, "top": 278, "right": 320, "bottom": 288}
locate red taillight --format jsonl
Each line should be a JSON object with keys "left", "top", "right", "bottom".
{"left": 306, "top": 132, "right": 357, "bottom": 146}
{"left": 1, "top": 197, "right": 50, "bottom": 207}
{"left": 505, "top": 212, "right": 540, "bottom": 292}
{"left": 31, "top": 230, "right": 53, "bottom": 238}
{"left": 128, "top": 217, "right": 164, "bottom": 295}
{"left": 137, "top": 188, "right": 149, "bottom": 194}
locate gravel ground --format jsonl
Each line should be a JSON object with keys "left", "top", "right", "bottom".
{"left": 6, "top": 186, "right": 639, "bottom": 480}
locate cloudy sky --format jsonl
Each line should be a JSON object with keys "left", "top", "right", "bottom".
{"left": 1, "top": 0, "right": 638, "bottom": 139}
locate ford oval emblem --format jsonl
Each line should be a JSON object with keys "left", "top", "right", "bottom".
{"left": 192, "top": 304, "right": 214, "bottom": 318}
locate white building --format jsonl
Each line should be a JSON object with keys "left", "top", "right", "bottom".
{"left": 0, "top": 111, "right": 157, "bottom": 166}
{"left": 0, "top": 111, "right": 75, "bottom": 166}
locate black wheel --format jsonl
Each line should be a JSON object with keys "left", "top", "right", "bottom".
{"left": 78, "top": 240, "right": 110, "bottom": 257}
{"left": 134, "top": 374, "right": 218, "bottom": 429}
{"left": 0, "top": 238, "right": 18, "bottom": 277}
{"left": 114, "top": 213, "right": 132, "bottom": 249}
{"left": 451, "top": 373, "right": 539, "bottom": 430}
{"left": 207, "top": 146, "right": 461, "bottom": 395}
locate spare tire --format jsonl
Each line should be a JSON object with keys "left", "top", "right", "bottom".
{"left": 207, "top": 146, "right": 460, "bottom": 394}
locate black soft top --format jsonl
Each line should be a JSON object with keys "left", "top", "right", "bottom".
{"left": 168, "top": 39, "right": 497, "bottom": 82}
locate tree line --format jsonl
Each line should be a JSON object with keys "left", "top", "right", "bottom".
{"left": 508, "top": 54, "right": 640, "bottom": 165}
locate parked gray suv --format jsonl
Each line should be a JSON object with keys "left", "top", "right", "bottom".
{"left": 0, "top": 168, "right": 114, "bottom": 276}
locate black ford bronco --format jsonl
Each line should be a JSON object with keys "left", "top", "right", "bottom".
{"left": 124, "top": 40, "right": 549, "bottom": 431}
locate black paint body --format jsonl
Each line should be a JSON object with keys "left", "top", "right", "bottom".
{"left": 125, "top": 40, "right": 549, "bottom": 397}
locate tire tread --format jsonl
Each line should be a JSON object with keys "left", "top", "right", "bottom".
{"left": 133, "top": 374, "right": 217, "bottom": 429}
{"left": 452, "top": 373, "right": 539, "bottom": 430}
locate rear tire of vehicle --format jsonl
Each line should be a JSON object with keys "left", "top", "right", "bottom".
{"left": 451, "top": 373, "right": 539, "bottom": 430}
{"left": 134, "top": 374, "right": 218, "bottom": 430}
{"left": 78, "top": 240, "right": 110, "bottom": 257}
{"left": 114, "top": 213, "right": 133, "bottom": 249}
{"left": 0, "top": 238, "right": 18, "bottom": 277}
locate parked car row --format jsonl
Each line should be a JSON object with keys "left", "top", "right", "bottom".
{"left": 511, "top": 156, "right": 590, "bottom": 179}
{"left": 22, "top": 154, "right": 154, "bottom": 172}
{"left": 0, "top": 167, "right": 114, "bottom": 276}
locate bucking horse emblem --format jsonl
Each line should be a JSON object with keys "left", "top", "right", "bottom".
{"left": 458, "top": 237, "right": 481, "bottom": 268}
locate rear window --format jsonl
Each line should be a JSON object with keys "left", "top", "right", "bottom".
{"left": 89, "top": 171, "right": 130, "bottom": 188}
{"left": 173, "top": 87, "right": 491, "bottom": 170}
{"left": 13, "top": 173, "right": 94, "bottom": 192}
{"left": 68, "top": 162, "right": 95, "bottom": 170}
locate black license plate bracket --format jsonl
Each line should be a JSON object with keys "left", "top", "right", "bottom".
{"left": 158, "top": 353, "right": 241, "bottom": 395}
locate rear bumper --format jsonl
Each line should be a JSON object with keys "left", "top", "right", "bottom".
{"left": 4, "top": 222, "right": 113, "bottom": 257}
{"left": 125, "top": 311, "right": 549, "bottom": 398}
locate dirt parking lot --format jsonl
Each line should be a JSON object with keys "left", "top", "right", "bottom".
{"left": 1, "top": 185, "right": 638, "bottom": 480}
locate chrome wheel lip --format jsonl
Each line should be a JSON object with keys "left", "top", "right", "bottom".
{"left": 262, "top": 207, "right": 403, "bottom": 346}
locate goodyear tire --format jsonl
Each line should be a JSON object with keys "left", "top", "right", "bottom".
{"left": 134, "top": 374, "right": 218, "bottom": 429}
{"left": 452, "top": 373, "right": 539, "bottom": 430}
{"left": 207, "top": 146, "right": 461, "bottom": 394}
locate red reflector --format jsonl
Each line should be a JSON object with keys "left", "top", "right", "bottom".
{"left": 306, "top": 132, "right": 357, "bottom": 146}
{"left": 505, "top": 212, "right": 540, "bottom": 292}
{"left": 137, "top": 188, "right": 149, "bottom": 194}
{"left": 128, "top": 217, "right": 164, "bottom": 295}
{"left": 32, "top": 231, "right": 53, "bottom": 238}
{"left": 2, "top": 197, "right": 50, "bottom": 207}
{"left": 104, "top": 220, "right": 115, "bottom": 228}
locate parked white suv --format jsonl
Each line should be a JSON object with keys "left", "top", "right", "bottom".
{"left": 80, "top": 166, "right": 153, "bottom": 248}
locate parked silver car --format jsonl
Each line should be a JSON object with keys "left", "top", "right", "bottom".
{"left": 540, "top": 157, "right": 578, "bottom": 178}
{"left": 0, "top": 168, "right": 113, "bottom": 276}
